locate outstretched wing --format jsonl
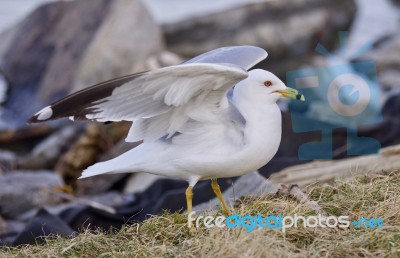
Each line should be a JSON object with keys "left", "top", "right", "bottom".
{"left": 29, "top": 63, "right": 246, "bottom": 139}
{"left": 29, "top": 46, "right": 268, "bottom": 143}
{"left": 184, "top": 45, "right": 267, "bottom": 70}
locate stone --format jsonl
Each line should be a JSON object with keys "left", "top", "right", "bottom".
{"left": 0, "top": 215, "right": 8, "bottom": 234}
{"left": 361, "top": 33, "right": 400, "bottom": 91}
{"left": 72, "top": 0, "right": 165, "bottom": 92}
{"left": 163, "top": 0, "right": 356, "bottom": 77}
{"left": 0, "top": 125, "right": 55, "bottom": 151}
{"left": 0, "top": 0, "right": 111, "bottom": 126}
{"left": 0, "top": 150, "right": 17, "bottom": 173}
{"left": 0, "top": 171, "right": 64, "bottom": 218}
{"left": 17, "top": 126, "right": 81, "bottom": 170}
{"left": 0, "top": 0, "right": 164, "bottom": 127}
{"left": 123, "top": 173, "right": 164, "bottom": 194}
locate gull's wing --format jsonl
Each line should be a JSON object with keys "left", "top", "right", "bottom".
{"left": 184, "top": 45, "right": 267, "bottom": 70}
{"left": 29, "top": 63, "right": 248, "bottom": 141}
{"left": 29, "top": 46, "right": 268, "bottom": 143}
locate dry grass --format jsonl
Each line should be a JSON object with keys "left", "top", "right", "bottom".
{"left": 1, "top": 169, "right": 399, "bottom": 258}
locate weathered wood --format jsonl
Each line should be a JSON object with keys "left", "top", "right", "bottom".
{"left": 269, "top": 145, "right": 400, "bottom": 187}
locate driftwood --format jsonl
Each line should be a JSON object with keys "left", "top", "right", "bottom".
{"left": 269, "top": 144, "right": 400, "bottom": 187}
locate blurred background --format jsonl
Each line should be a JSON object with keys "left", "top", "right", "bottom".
{"left": 0, "top": 0, "right": 399, "bottom": 246}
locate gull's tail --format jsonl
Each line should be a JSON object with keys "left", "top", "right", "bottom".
{"left": 79, "top": 148, "right": 141, "bottom": 179}
{"left": 79, "top": 161, "right": 125, "bottom": 179}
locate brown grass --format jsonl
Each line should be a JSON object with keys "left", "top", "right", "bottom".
{"left": 1, "top": 169, "right": 399, "bottom": 258}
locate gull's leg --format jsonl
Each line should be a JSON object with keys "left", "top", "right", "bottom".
{"left": 185, "top": 186, "right": 194, "bottom": 215}
{"left": 211, "top": 179, "right": 230, "bottom": 215}
{"left": 186, "top": 178, "right": 200, "bottom": 228}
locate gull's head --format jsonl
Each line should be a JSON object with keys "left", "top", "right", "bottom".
{"left": 236, "top": 69, "right": 305, "bottom": 104}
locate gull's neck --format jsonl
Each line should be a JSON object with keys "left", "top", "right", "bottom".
{"left": 230, "top": 82, "right": 282, "bottom": 171}
{"left": 232, "top": 93, "right": 282, "bottom": 143}
{"left": 231, "top": 81, "right": 282, "bottom": 130}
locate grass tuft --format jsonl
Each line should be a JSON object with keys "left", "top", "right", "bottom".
{"left": 1, "top": 169, "right": 399, "bottom": 258}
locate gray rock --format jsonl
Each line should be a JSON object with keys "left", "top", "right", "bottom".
{"left": 0, "top": 0, "right": 111, "bottom": 126}
{"left": 3, "top": 219, "right": 25, "bottom": 235}
{"left": 76, "top": 174, "right": 128, "bottom": 196}
{"left": 72, "top": 0, "right": 164, "bottom": 92}
{"left": 123, "top": 173, "right": 164, "bottom": 194}
{"left": 17, "top": 126, "right": 81, "bottom": 170}
{"left": 0, "top": 25, "right": 21, "bottom": 69}
{"left": 0, "top": 171, "right": 63, "bottom": 218}
{"left": 0, "top": 215, "right": 8, "bottom": 234}
{"left": 0, "top": 150, "right": 17, "bottom": 172}
{"left": 0, "top": 0, "right": 164, "bottom": 127}
{"left": 163, "top": 0, "right": 356, "bottom": 77}
{"left": 17, "top": 191, "right": 130, "bottom": 220}
{"left": 362, "top": 33, "right": 400, "bottom": 91}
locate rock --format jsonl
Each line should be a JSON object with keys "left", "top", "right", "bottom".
{"left": 0, "top": 171, "right": 64, "bottom": 218}
{"left": 0, "top": 73, "right": 8, "bottom": 106}
{"left": 0, "top": 125, "right": 55, "bottom": 152}
{"left": 163, "top": 0, "right": 356, "bottom": 77}
{"left": 99, "top": 138, "right": 140, "bottom": 161}
{"left": 3, "top": 220, "right": 25, "bottom": 236}
{"left": 123, "top": 173, "right": 164, "bottom": 194}
{"left": 361, "top": 33, "right": 400, "bottom": 91}
{"left": 0, "top": 24, "right": 21, "bottom": 68}
{"left": 0, "top": 0, "right": 111, "bottom": 126}
{"left": 16, "top": 191, "right": 130, "bottom": 223}
{"left": 0, "top": 150, "right": 17, "bottom": 173}
{"left": 144, "top": 51, "right": 184, "bottom": 70}
{"left": 76, "top": 174, "right": 128, "bottom": 197}
{"left": 72, "top": 0, "right": 165, "bottom": 92}
{"left": 0, "top": 215, "right": 8, "bottom": 234}
{"left": 52, "top": 191, "right": 128, "bottom": 215}
{"left": 0, "top": 0, "right": 164, "bottom": 127}
{"left": 17, "top": 126, "right": 81, "bottom": 170}
{"left": 83, "top": 191, "right": 127, "bottom": 208}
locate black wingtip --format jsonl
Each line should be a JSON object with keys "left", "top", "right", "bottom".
{"left": 27, "top": 116, "right": 37, "bottom": 124}
{"left": 27, "top": 105, "right": 54, "bottom": 124}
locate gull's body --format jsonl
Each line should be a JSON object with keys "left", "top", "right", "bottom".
{"left": 82, "top": 69, "right": 283, "bottom": 187}
{"left": 29, "top": 46, "right": 304, "bottom": 218}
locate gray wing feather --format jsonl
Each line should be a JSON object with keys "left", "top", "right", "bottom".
{"left": 184, "top": 46, "right": 268, "bottom": 70}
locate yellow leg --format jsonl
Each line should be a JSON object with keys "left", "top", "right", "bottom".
{"left": 211, "top": 179, "right": 230, "bottom": 215}
{"left": 186, "top": 186, "right": 194, "bottom": 228}
{"left": 186, "top": 186, "right": 193, "bottom": 214}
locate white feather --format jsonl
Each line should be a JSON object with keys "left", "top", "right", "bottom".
{"left": 77, "top": 47, "right": 289, "bottom": 186}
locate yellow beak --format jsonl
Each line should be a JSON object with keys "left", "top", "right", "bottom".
{"left": 276, "top": 87, "right": 305, "bottom": 101}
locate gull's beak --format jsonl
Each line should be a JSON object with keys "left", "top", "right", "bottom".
{"left": 276, "top": 87, "right": 305, "bottom": 101}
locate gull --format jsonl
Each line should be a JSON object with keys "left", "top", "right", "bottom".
{"left": 28, "top": 46, "right": 304, "bottom": 220}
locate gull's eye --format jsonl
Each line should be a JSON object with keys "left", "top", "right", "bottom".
{"left": 264, "top": 81, "right": 272, "bottom": 87}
